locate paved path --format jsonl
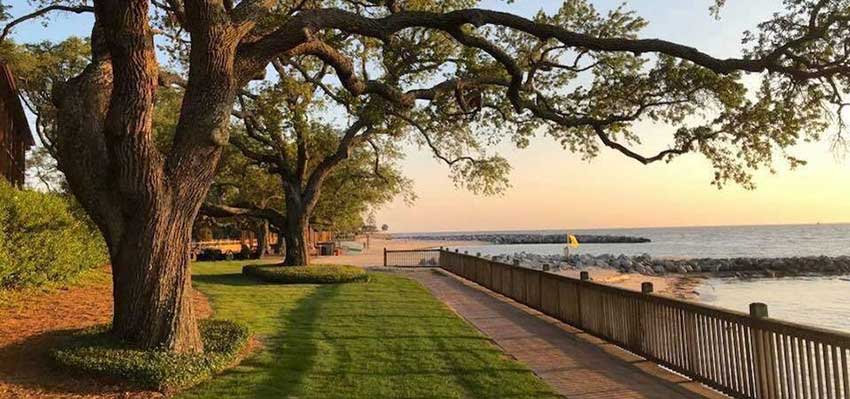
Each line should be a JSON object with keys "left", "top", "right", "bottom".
{"left": 403, "top": 269, "right": 726, "bottom": 399}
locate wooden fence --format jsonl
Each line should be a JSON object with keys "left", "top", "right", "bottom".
{"left": 386, "top": 248, "right": 850, "bottom": 399}
{"left": 383, "top": 248, "right": 441, "bottom": 267}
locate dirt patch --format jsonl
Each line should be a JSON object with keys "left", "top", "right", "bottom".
{"left": 0, "top": 267, "right": 212, "bottom": 399}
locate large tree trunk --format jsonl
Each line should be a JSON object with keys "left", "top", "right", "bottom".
{"left": 282, "top": 190, "right": 312, "bottom": 266}
{"left": 110, "top": 210, "right": 202, "bottom": 352}
{"left": 55, "top": 57, "right": 206, "bottom": 352}
{"left": 274, "top": 226, "right": 285, "bottom": 255}
{"left": 255, "top": 219, "right": 270, "bottom": 258}
{"left": 49, "top": 0, "right": 242, "bottom": 354}
{"left": 283, "top": 206, "right": 310, "bottom": 266}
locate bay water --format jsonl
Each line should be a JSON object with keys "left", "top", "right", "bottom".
{"left": 408, "top": 224, "right": 850, "bottom": 332}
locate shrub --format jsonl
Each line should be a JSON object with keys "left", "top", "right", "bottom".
{"left": 0, "top": 182, "right": 107, "bottom": 289}
{"left": 242, "top": 264, "right": 368, "bottom": 284}
{"left": 51, "top": 319, "right": 250, "bottom": 393}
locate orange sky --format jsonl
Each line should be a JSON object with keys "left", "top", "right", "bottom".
{"left": 377, "top": 123, "right": 850, "bottom": 233}
{"left": 375, "top": 1, "right": 850, "bottom": 233}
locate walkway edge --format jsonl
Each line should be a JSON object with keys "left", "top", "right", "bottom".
{"left": 404, "top": 269, "right": 728, "bottom": 399}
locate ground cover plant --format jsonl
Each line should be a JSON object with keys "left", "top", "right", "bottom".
{"left": 182, "top": 261, "right": 557, "bottom": 398}
{"left": 50, "top": 319, "right": 250, "bottom": 393}
{"left": 242, "top": 264, "right": 368, "bottom": 284}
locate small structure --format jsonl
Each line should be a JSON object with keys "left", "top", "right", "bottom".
{"left": 191, "top": 217, "right": 339, "bottom": 259}
{"left": 0, "top": 62, "right": 34, "bottom": 187}
{"left": 192, "top": 224, "right": 338, "bottom": 256}
{"left": 192, "top": 223, "right": 279, "bottom": 258}
{"left": 307, "top": 225, "right": 337, "bottom": 256}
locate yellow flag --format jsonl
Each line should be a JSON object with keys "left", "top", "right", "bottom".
{"left": 568, "top": 234, "right": 580, "bottom": 249}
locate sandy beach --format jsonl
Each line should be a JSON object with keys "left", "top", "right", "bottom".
{"left": 557, "top": 267, "right": 702, "bottom": 299}
{"left": 314, "top": 237, "right": 699, "bottom": 299}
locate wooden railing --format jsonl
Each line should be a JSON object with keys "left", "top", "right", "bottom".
{"left": 409, "top": 249, "right": 850, "bottom": 399}
{"left": 383, "top": 248, "right": 441, "bottom": 267}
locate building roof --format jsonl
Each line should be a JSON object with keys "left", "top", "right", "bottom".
{"left": 0, "top": 61, "right": 34, "bottom": 148}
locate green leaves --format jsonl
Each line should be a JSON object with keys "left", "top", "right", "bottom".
{"left": 18, "top": 0, "right": 848, "bottom": 205}
{"left": 0, "top": 37, "right": 90, "bottom": 147}
{"left": 50, "top": 320, "right": 251, "bottom": 392}
{"left": 0, "top": 182, "right": 107, "bottom": 289}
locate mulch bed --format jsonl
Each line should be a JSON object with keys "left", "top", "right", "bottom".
{"left": 0, "top": 267, "right": 212, "bottom": 399}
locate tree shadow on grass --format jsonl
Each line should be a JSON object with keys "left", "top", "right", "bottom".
{"left": 260, "top": 287, "right": 555, "bottom": 399}
{"left": 250, "top": 284, "right": 341, "bottom": 399}
{"left": 184, "top": 274, "right": 559, "bottom": 398}
{"left": 179, "top": 283, "right": 341, "bottom": 399}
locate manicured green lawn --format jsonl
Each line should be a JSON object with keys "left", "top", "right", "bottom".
{"left": 181, "top": 262, "right": 557, "bottom": 399}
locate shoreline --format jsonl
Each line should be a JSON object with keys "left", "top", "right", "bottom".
{"left": 556, "top": 266, "right": 704, "bottom": 300}
{"left": 317, "top": 237, "right": 849, "bottom": 302}
{"left": 316, "top": 238, "right": 703, "bottom": 299}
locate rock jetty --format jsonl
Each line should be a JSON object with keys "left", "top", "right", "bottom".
{"left": 489, "top": 252, "right": 850, "bottom": 278}
{"left": 395, "top": 233, "right": 650, "bottom": 245}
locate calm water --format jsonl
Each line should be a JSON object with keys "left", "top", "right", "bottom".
{"left": 414, "top": 224, "right": 850, "bottom": 332}
{"left": 438, "top": 224, "right": 850, "bottom": 258}
{"left": 698, "top": 276, "right": 850, "bottom": 333}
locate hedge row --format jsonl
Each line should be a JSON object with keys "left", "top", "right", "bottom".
{"left": 242, "top": 264, "right": 368, "bottom": 284}
{"left": 0, "top": 182, "right": 107, "bottom": 289}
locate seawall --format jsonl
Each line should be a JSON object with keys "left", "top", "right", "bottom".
{"left": 494, "top": 252, "right": 850, "bottom": 278}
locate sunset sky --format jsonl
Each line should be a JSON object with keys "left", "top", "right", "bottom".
{"left": 12, "top": 0, "right": 850, "bottom": 232}
{"left": 374, "top": 0, "right": 850, "bottom": 232}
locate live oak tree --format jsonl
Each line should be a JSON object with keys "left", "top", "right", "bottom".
{"left": 203, "top": 60, "right": 423, "bottom": 265}
{"left": 201, "top": 123, "right": 412, "bottom": 263}
{"left": 7, "top": 0, "right": 850, "bottom": 352}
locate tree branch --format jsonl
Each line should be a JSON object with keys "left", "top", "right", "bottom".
{"left": 200, "top": 203, "right": 286, "bottom": 225}
{"left": 230, "top": 0, "right": 276, "bottom": 27}
{"left": 230, "top": 135, "right": 281, "bottom": 167}
{"left": 302, "top": 118, "right": 373, "bottom": 205}
{"left": 391, "top": 112, "right": 478, "bottom": 167}
{"left": 151, "top": 0, "right": 187, "bottom": 27}
{"left": 236, "top": 7, "right": 849, "bottom": 84}
{"left": 0, "top": 5, "right": 94, "bottom": 42}
{"left": 367, "top": 138, "right": 388, "bottom": 183}
{"left": 284, "top": 39, "right": 415, "bottom": 108}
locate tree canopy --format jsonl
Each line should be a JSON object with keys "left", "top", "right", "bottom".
{"left": 204, "top": 123, "right": 413, "bottom": 236}
{"left": 7, "top": 0, "right": 850, "bottom": 192}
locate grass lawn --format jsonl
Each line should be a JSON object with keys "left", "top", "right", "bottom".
{"left": 181, "top": 261, "right": 557, "bottom": 399}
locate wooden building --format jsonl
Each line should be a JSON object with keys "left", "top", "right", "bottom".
{"left": 0, "top": 62, "right": 34, "bottom": 187}
{"left": 307, "top": 226, "right": 335, "bottom": 248}
{"left": 307, "top": 225, "right": 337, "bottom": 256}
{"left": 193, "top": 221, "right": 336, "bottom": 257}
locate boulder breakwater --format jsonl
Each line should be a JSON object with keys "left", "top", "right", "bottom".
{"left": 395, "top": 233, "right": 651, "bottom": 244}
{"left": 489, "top": 252, "right": 850, "bottom": 278}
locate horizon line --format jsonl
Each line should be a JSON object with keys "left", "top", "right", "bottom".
{"left": 388, "top": 221, "right": 850, "bottom": 235}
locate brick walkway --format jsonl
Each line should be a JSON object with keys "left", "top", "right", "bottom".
{"left": 403, "top": 269, "right": 727, "bottom": 399}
